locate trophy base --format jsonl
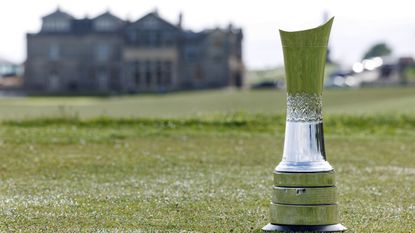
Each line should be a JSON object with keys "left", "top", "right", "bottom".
{"left": 262, "top": 223, "right": 347, "bottom": 232}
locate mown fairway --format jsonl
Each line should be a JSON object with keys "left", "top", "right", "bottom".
{"left": 0, "top": 87, "right": 414, "bottom": 232}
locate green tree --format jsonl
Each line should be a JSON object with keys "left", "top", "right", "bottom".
{"left": 363, "top": 42, "right": 392, "bottom": 59}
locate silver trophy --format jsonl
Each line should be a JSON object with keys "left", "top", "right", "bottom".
{"left": 262, "top": 17, "right": 347, "bottom": 232}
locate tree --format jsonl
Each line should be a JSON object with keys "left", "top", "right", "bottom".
{"left": 362, "top": 42, "right": 392, "bottom": 59}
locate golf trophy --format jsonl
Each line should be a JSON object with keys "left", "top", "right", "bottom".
{"left": 262, "top": 18, "right": 347, "bottom": 232}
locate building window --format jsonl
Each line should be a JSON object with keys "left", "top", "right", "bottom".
{"left": 163, "top": 61, "right": 172, "bottom": 85}
{"left": 95, "top": 19, "right": 115, "bottom": 31}
{"left": 156, "top": 61, "right": 162, "bottom": 86}
{"left": 141, "top": 31, "right": 150, "bottom": 47}
{"left": 185, "top": 47, "right": 199, "bottom": 62}
{"left": 128, "top": 32, "right": 137, "bottom": 44}
{"left": 49, "top": 45, "right": 60, "bottom": 61}
{"left": 155, "top": 31, "right": 162, "bottom": 47}
{"left": 48, "top": 71, "right": 60, "bottom": 91}
{"left": 96, "top": 44, "right": 111, "bottom": 62}
{"left": 97, "top": 69, "right": 108, "bottom": 91}
{"left": 43, "top": 20, "right": 70, "bottom": 32}
{"left": 134, "top": 61, "right": 141, "bottom": 87}
{"left": 164, "top": 33, "right": 174, "bottom": 47}
{"left": 212, "top": 37, "right": 223, "bottom": 48}
{"left": 138, "top": 31, "right": 162, "bottom": 48}
{"left": 142, "top": 17, "right": 158, "bottom": 27}
{"left": 145, "top": 60, "right": 151, "bottom": 86}
{"left": 149, "top": 31, "right": 157, "bottom": 47}
{"left": 194, "top": 65, "right": 204, "bottom": 80}
{"left": 213, "top": 55, "right": 223, "bottom": 63}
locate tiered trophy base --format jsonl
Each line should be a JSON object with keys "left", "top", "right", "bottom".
{"left": 262, "top": 171, "right": 346, "bottom": 232}
{"left": 262, "top": 223, "right": 347, "bottom": 232}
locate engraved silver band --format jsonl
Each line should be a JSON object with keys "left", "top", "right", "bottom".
{"left": 286, "top": 93, "right": 323, "bottom": 122}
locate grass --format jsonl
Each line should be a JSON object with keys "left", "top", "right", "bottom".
{"left": 0, "top": 87, "right": 415, "bottom": 119}
{"left": 0, "top": 88, "right": 414, "bottom": 232}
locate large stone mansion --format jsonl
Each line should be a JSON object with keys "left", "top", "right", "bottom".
{"left": 25, "top": 8, "right": 244, "bottom": 93}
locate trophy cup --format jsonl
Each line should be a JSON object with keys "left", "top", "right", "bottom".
{"left": 262, "top": 18, "right": 347, "bottom": 232}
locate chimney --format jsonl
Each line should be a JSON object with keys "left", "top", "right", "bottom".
{"left": 153, "top": 8, "right": 159, "bottom": 16}
{"left": 228, "top": 22, "right": 234, "bottom": 32}
{"left": 177, "top": 12, "right": 183, "bottom": 29}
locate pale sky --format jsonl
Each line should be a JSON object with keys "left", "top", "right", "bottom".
{"left": 1, "top": 0, "right": 415, "bottom": 69}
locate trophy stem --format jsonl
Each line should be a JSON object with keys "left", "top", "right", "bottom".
{"left": 276, "top": 92, "right": 333, "bottom": 172}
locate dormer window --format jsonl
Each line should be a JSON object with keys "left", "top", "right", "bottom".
{"left": 142, "top": 17, "right": 158, "bottom": 28}
{"left": 92, "top": 11, "right": 123, "bottom": 32}
{"left": 42, "top": 19, "right": 70, "bottom": 32}
{"left": 95, "top": 19, "right": 116, "bottom": 31}
{"left": 41, "top": 8, "right": 73, "bottom": 32}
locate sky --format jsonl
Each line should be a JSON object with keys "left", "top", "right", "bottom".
{"left": 0, "top": 0, "right": 414, "bottom": 69}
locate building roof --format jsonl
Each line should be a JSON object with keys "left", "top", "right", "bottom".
{"left": 93, "top": 10, "right": 123, "bottom": 23}
{"left": 127, "top": 12, "right": 180, "bottom": 31}
{"left": 42, "top": 7, "right": 74, "bottom": 20}
{"left": 36, "top": 9, "right": 242, "bottom": 39}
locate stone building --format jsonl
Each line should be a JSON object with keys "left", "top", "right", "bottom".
{"left": 25, "top": 8, "right": 244, "bottom": 93}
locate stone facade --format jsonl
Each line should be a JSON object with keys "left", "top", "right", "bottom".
{"left": 25, "top": 8, "right": 244, "bottom": 93}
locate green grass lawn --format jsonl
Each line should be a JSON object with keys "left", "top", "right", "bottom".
{"left": 0, "top": 88, "right": 414, "bottom": 232}
{"left": 0, "top": 87, "right": 415, "bottom": 119}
